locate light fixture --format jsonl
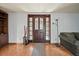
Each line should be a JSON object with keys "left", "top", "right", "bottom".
{"left": 53, "top": 19, "right": 61, "bottom": 47}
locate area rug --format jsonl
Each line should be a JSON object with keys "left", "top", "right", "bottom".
{"left": 32, "top": 43, "right": 45, "bottom": 56}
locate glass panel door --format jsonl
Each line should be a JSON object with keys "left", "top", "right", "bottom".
{"left": 35, "top": 17, "right": 38, "bottom": 30}
{"left": 28, "top": 15, "right": 50, "bottom": 43}
{"left": 40, "top": 17, "right": 43, "bottom": 30}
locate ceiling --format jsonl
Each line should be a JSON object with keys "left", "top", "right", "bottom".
{"left": 0, "top": 3, "right": 79, "bottom": 13}
{"left": 53, "top": 3, "right": 79, "bottom": 13}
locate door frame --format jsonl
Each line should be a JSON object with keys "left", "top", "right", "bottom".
{"left": 27, "top": 14, "right": 51, "bottom": 43}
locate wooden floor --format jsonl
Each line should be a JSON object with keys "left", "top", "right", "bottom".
{"left": 0, "top": 43, "right": 72, "bottom": 56}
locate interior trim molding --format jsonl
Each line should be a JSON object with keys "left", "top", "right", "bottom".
{"left": 28, "top": 40, "right": 50, "bottom": 43}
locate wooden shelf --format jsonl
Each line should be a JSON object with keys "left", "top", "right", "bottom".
{"left": 0, "top": 11, "right": 8, "bottom": 34}
{"left": 0, "top": 9, "right": 8, "bottom": 47}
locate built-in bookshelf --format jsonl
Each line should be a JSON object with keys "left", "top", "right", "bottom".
{"left": 0, "top": 10, "right": 8, "bottom": 47}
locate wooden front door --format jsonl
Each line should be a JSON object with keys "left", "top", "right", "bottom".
{"left": 33, "top": 16, "right": 45, "bottom": 43}
{"left": 28, "top": 15, "right": 50, "bottom": 43}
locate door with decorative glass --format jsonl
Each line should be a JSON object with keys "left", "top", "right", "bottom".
{"left": 28, "top": 15, "right": 50, "bottom": 43}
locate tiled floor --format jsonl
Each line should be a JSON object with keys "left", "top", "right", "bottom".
{"left": 0, "top": 43, "right": 72, "bottom": 56}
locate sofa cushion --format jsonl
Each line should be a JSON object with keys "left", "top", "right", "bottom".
{"left": 74, "top": 33, "right": 79, "bottom": 40}
{"left": 75, "top": 41, "right": 79, "bottom": 47}
{"left": 64, "top": 33, "right": 74, "bottom": 37}
{"left": 60, "top": 33, "right": 76, "bottom": 44}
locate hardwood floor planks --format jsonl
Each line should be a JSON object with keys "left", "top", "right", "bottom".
{"left": 0, "top": 43, "right": 72, "bottom": 56}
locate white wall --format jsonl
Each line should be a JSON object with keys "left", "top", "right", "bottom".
{"left": 16, "top": 13, "right": 27, "bottom": 43}
{"left": 8, "top": 13, "right": 17, "bottom": 43}
{"left": 51, "top": 13, "right": 79, "bottom": 43}
{"left": 8, "top": 12, "right": 27, "bottom": 43}
{"left": 8, "top": 12, "right": 79, "bottom": 43}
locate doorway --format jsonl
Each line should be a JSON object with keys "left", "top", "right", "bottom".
{"left": 28, "top": 15, "right": 51, "bottom": 43}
